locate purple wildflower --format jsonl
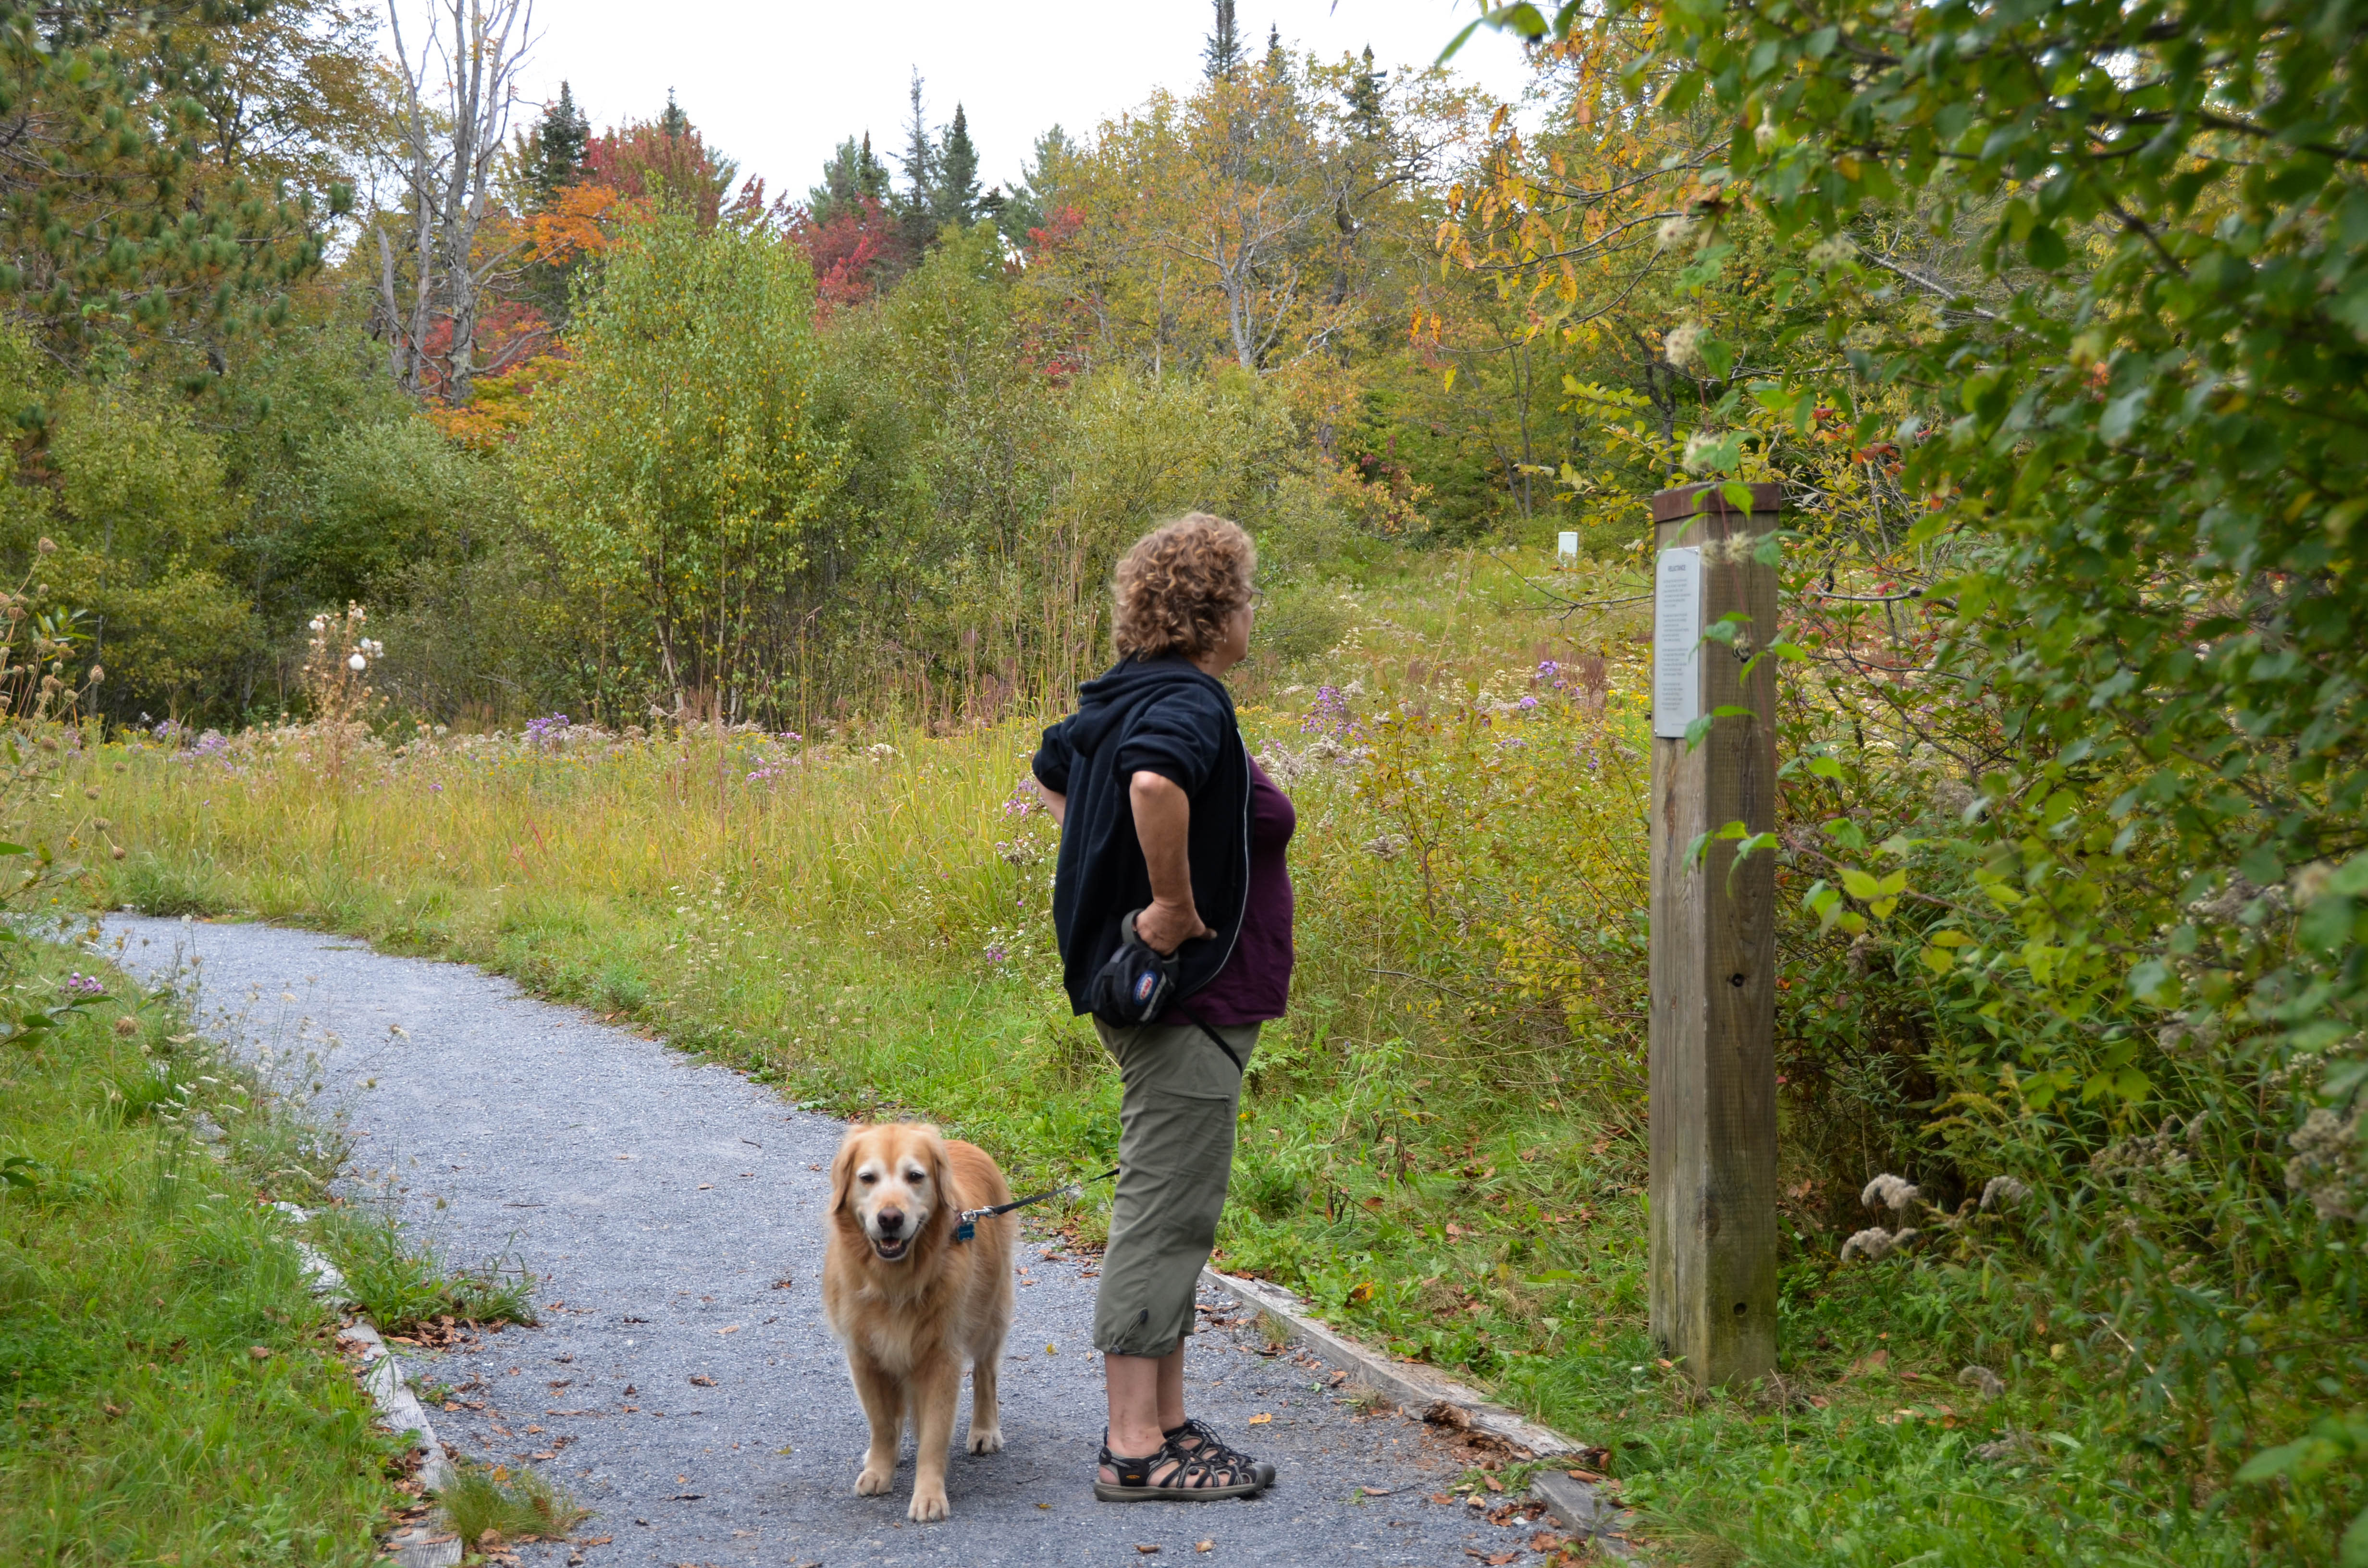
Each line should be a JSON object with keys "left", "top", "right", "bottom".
{"left": 1301, "top": 684, "right": 1355, "bottom": 738}
{"left": 1536, "top": 659, "right": 1559, "bottom": 682}
{"left": 1518, "top": 694, "right": 1540, "bottom": 711}
{"left": 525, "top": 713, "right": 570, "bottom": 747}
{"left": 62, "top": 972, "right": 105, "bottom": 997}
{"left": 982, "top": 944, "right": 1010, "bottom": 966}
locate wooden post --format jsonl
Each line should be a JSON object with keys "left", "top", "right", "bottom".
{"left": 1648, "top": 480, "right": 1781, "bottom": 1388}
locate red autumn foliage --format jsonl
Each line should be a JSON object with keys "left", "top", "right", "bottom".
{"left": 787, "top": 196, "right": 905, "bottom": 308}
{"left": 583, "top": 121, "right": 735, "bottom": 228}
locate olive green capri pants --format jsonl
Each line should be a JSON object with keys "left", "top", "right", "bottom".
{"left": 1091, "top": 1016, "right": 1259, "bottom": 1359}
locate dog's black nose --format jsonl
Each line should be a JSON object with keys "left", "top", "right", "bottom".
{"left": 877, "top": 1207, "right": 905, "bottom": 1235}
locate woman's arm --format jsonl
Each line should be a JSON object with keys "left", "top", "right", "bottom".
{"left": 1037, "top": 781, "right": 1067, "bottom": 828}
{"left": 1130, "top": 770, "right": 1213, "bottom": 954}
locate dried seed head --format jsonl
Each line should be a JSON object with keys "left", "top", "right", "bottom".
{"left": 1839, "top": 1226, "right": 1897, "bottom": 1262}
{"left": 1978, "top": 1175, "right": 2029, "bottom": 1211}
{"left": 1862, "top": 1174, "right": 1920, "bottom": 1212}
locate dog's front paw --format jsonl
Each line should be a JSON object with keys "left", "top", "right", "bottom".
{"left": 854, "top": 1462, "right": 895, "bottom": 1496}
{"left": 908, "top": 1482, "right": 950, "bottom": 1522}
{"left": 966, "top": 1425, "right": 1004, "bottom": 1455}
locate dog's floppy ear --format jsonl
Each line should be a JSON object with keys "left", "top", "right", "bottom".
{"left": 828, "top": 1130, "right": 865, "bottom": 1219}
{"left": 925, "top": 1128, "right": 956, "bottom": 1229}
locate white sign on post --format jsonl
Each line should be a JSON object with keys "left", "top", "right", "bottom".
{"left": 1556, "top": 530, "right": 1579, "bottom": 561}
{"left": 1653, "top": 546, "right": 1703, "bottom": 740}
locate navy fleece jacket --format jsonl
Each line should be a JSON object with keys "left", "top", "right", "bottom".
{"left": 1032, "top": 656, "right": 1252, "bottom": 1018}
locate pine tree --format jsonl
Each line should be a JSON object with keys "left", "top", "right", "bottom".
{"left": 1348, "top": 47, "right": 1387, "bottom": 139}
{"left": 810, "top": 133, "right": 891, "bottom": 227}
{"left": 934, "top": 103, "right": 981, "bottom": 229}
{"left": 994, "top": 123, "right": 1071, "bottom": 243}
{"left": 895, "top": 69, "right": 939, "bottom": 255}
{"left": 526, "top": 81, "right": 591, "bottom": 208}
{"left": 1203, "top": 0, "right": 1241, "bottom": 80}
{"left": 1265, "top": 23, "right": 1287, "bottom": 78}
{"left": 659, "top": 88, "right": 691, "bottom": 139}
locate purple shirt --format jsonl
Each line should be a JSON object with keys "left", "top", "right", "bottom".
{"left": 1173, "top": 757, "right": 1295, "bottom": 1026}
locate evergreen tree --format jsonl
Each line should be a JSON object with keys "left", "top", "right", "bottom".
{"left": 934, "top": 103, "right": 981, "bottom": 229}
{"left": 810, "top": 133, "right": 890, "bottom": 227}
{"left": 525, "top": 81, "right": 591, "bottom": 208}
{"left": 1203, "top": 0, "right": 1241, "bottom": 80}
{"left": 1264, "top": 23, "right": 1287, "bottom": 78}
{"left": 659, "top": 88, "right": 691, "bottom": 139}
{"left": 1347, "top": 46, "right": 1386, "bottom": 140}
{"left": 895, "top": 69, "right": 939, "bottom": 255}
{"left": 993, "top": 123, "right": 1071, "bottom": 244}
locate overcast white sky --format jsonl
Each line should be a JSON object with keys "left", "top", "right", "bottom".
{"left": 449, "top": 0, "right": 1536, "bottom": 198}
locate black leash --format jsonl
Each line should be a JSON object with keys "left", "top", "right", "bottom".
{"left": 954, "top": 1166, "right": 1119, "bottom": 1242}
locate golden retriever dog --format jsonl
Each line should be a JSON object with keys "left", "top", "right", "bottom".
{"left": 820, "top": 1122, "right": 1015, "bottom": 1522}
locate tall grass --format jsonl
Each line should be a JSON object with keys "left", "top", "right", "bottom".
{"left": 0, "top": 944, "right": 402, "bottom": 1563}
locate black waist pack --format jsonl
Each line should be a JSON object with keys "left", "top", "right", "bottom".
{"left": 1087, "top": 909, "right": 1181, "bottom": 1027}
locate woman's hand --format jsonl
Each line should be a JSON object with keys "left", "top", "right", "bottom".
{"left": 1130, "top": 771, "right": 1212, "bottom": 954}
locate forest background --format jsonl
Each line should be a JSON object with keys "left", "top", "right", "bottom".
{"left": 1, "top": 0, "right": 2365, "bottom": 1565}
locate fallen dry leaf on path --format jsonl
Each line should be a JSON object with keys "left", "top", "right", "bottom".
{"left": 1246, "top": 1412, "right": 1272, "bottom": 1424}
{"left": 1135, "top": 1548, "right": 1160, "bottom": 1556}
{"left": 718, "top": 1324, "right": 740, "bottom": 1335}
{"left": 689, "top": 1375, "right": 716, "bottom": 1387}
{"left": 1196, "top": 1544, "right": 1212, "bottom": 1555}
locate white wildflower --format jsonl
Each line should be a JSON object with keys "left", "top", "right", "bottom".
{"left": 1805, "top": 234, "right": 1857, "bottom": 269}
{"left": 2285, "top": 1105, "right": 2364, "bottom": 1222}
{"left": 346, "top": 652, "right": 367, "bottom": 672}
{"left": 1839, "top": 1226, "right": 1898, "bottom": 1262}
{"left": 1978, "top": 1175, "right": 2030, "bottom": 1212}
{"left": 1366, "top": 833, "right": 1408, "bottom": 861}
{"left": 1664, "top": 321, "right": 1706, "bottom": 374}
{"left": 1862, "top": 1173, "right": 1921, "bottom": 1213}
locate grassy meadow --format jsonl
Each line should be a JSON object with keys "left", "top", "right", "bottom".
{"left": 0, "top": 938, "right": 414, "bottom": 1563}
{"left": 19, "top": 548, "right": 2296, "bottom": 1566}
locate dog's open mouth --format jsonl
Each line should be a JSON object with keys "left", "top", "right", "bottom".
{"left": 870, "top": 1235, "right": 911, "bottom": 1262}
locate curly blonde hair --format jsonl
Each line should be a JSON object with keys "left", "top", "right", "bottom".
{"left": 1111, "top": 513, "right": 1257, "bottom": 662}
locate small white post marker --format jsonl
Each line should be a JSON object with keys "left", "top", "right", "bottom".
{"left": 1652, "top": 546, "right": 1703, "bottom": 740}
{"left": 1556, "top": 530, "right": 1579, "bottom": 561}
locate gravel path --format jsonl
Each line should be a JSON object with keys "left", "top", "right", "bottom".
{"left": 104, "top": 916, "right": 1529, "bottom": 1568}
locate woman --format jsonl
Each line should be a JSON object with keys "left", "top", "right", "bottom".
{"left": 1032, "top": 513, "right": 1295, "bottom": 1502}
